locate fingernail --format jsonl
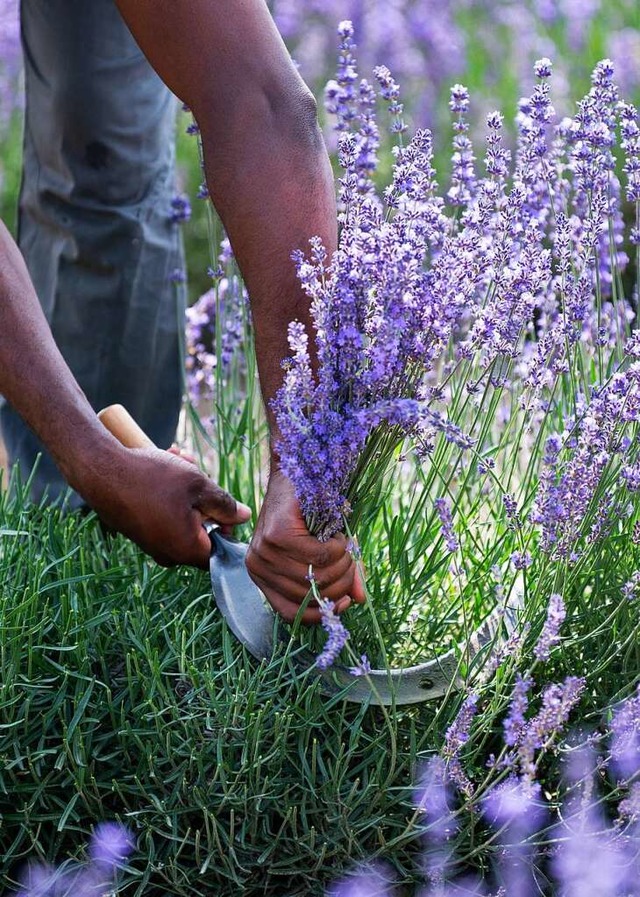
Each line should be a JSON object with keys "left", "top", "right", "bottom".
{"left": 237, "top": 502, "right": 252, "bottom": 518}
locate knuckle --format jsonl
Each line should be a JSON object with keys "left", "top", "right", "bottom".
{"left": 312, "top": 546, "right": 330, "bottom": 568}
{"left": 245, "top": 546, "right": 260, "bottom": 576}
{"left": 261, "top": 524, "right": 281, "bottom": 550}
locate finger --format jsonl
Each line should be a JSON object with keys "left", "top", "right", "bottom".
{"left": 255, "top": 582, "right": 323, "bottom": 625}
{"left": 193, "top": 521, "right": 215, "bottom": 569}
{"left": 257, "top": 529, "right": 349, "bottom": 568}
{"left": 248, "top": 550, "right": 354, "bottom": 592}
{"left": 246, "top": 546, "right": 359, "bottom": 600}
{"left": 196, "top": 481, "right": 252, "bottom": 525}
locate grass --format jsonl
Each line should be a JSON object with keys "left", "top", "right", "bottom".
{"left": 0, "top": 482, "right": 436, "bottom": 895}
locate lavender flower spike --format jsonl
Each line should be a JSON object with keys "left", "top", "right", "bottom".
{"left": 443, "top": 693, "right": 480, "bottom": 796}
{"left": 316, "top": 598, "right": 350, "bottom": 669}
{"left": 534, "top": 593, "right": 566, "bottom": 661}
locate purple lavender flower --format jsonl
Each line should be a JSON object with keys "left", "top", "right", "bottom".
{"left": 503, "top": 674, "right": 532, "bottom": 747}
{"left": 619, "top": 101, "right": 640, "bottom": 205}
{"left": 533, "top": 57, "right": 553, "bottom": 79}
{"left": 373, "top": 65, "right": 406, "bottom": 135}
{"left": 502, "top": 493, "right": 521, "bottom": 530}
{"left": 622, "top": 572, "right": 640, "bottom": 601}
{"left": 168, "top": 267, "right": 186, "bottom": 284}
{"left": 169, "top": 193, "right": 192, "bottom": 224}
{"left": 510, "top": 551, "right": 533, "bottom": 571}
{"left": 534, "top": 593, "right": 566, "bottom": 661}
{"left": 316, "top": 598, "right": 350, "bottom": 669}
{"left": 517, "top": 676, "right": 586, "bottom": 787}
{"left": 349, "top": 654, "right": 372, "bottom": 677}
{"left": 443, "top": 693, "right": 479, "bottom": 796}
{"left": 434, "top": 497, "right": 459, "bottom": 553}
{"left": 447, "top": 84, "right": 476, "bottom": 209}
{"left": 185, "top": 275, "right": 249, "bottom": 406}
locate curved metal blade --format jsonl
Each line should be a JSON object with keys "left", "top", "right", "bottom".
{"left": 207, "top": 526, "right": 523, "bottom": 705}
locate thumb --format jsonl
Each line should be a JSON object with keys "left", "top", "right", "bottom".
{"left": 195, "top": 480, "right": 252, "bottom": 526}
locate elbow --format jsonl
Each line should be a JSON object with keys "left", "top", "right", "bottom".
{"left": 268, "top": 82, "right": 325, "bottom": 158}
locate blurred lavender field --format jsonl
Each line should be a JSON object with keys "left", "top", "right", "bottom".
{"left": 271, "top": 0, "right": 640, "bottom": 146}
{"left": 0, "top": 0, "right": 21, "bottom": 136}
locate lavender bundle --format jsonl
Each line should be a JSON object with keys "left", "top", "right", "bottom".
{"left": 273, "top": 23, "right": 477, "bottom": 541}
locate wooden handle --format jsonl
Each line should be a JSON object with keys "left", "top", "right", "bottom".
{"left": 97, "top": 404, "right": 156, "bottom": 450}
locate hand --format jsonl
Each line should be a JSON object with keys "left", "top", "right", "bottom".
{"left": 81, "top": 444, "right": 251, "bottom": 568}
{"left": 245, "top": 469, "right": 366, "bottom": 624}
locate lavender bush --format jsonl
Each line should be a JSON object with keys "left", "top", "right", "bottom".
{"left": 266, "top": 24, "right": 640, "bottom": 678}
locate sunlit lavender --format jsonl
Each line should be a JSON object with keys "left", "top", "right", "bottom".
{"left": 274, "top": 32, "right": 640, "bottom": 565}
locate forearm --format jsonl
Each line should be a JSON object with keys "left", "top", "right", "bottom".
{"left": 0, "top": 220, "right": 119, "bottom": 495}
{"left": 199, "top": 97, "right": 336, "bottom": 446}
{"left": 115, "top": 0, "right": 338, "bottom": 454}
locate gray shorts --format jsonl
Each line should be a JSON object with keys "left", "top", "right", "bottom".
{"left": 1, "top": 0, "right": 186, "bottom": 506}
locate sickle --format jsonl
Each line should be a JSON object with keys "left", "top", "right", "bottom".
{"left": 99, "top": 404, "right": 523, "bottom": 705}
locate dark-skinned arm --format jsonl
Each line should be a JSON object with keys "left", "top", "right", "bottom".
{"left": 115, "top": 0, "right": 365, "bottom": 623}
{"left": 0, "top": 219, "right": 250, "bottom": 567}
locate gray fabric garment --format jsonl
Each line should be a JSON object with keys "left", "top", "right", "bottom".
{"left": 0, "top": 0, "right": 186, "bottom": 506}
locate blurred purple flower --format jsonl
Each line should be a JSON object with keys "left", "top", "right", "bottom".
{"left": 328, "top": 861, "right": 395, "bottom": 897}
{"left": 89, "top": 821, "right": 135, "bottom": 870}
{"left": 609, "top": 687, "right": 640, "bottom": 782}
{"left": 0, "top": 0, "right": 23, "bottom": 133}
{"left": 552, "top": 744, "right": 634, "bottom": 897}
{"left": 16, "top": 822, "right": 133, "bottom": 897}
{"left": 169, "top": 193, "right": 192, "bottom": 224}
{"left": 415, "top": 756, "right": 457, "bottom": 887}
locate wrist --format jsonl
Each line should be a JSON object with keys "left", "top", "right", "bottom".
{"left": 57, "top": 424, "right": 125, "bottom": 505}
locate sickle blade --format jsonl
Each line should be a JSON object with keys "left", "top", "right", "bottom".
{"left": 208, "top": 529, "right": 523, "bottom": 705}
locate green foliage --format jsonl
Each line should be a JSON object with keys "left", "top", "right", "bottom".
{"left": 0, "top": 486, "right": 443, "bottom": 896}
